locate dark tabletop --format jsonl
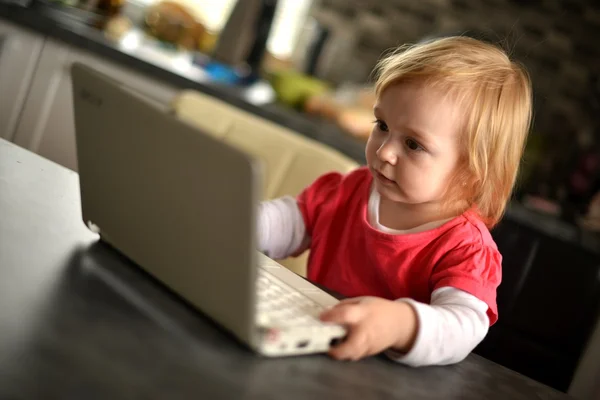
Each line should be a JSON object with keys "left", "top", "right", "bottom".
{"left": 0, "top": 139, "right": 572, "bottom": 399}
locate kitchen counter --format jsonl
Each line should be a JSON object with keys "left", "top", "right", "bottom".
{"left": 0, "top": 2, "right": 367, "bottom": 163}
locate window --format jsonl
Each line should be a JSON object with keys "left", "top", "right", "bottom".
{"left": 130, "top": 0, "right": 312, "bottom": 58}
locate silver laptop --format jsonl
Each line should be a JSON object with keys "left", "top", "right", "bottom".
{"left": 70, "top": 63, "right": 346, "bottom": 356}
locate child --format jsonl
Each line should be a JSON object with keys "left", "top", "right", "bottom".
{"left": 258, "top": 36, "right": 532, "bottom": 366}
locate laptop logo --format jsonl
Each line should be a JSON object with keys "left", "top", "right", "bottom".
{"left": 79, "top": 88, "right": 103, "bottom": 107}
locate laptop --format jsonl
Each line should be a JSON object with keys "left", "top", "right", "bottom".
{"left": 70, "top": 63, "right": 346, "bottom": 356}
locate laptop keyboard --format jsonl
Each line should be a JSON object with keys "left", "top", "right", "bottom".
{"left": 256, "top": 268, "right": 327, "bottom": 328}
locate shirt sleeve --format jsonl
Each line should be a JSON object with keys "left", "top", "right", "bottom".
{"left": 386, "top": 287, "right": 490, "bottom": 367}
{"left": 430, "top": 244, "right": 502, "bottom": 325}
{"left": 296, "top": 172, "right": 344, "bottom": 236}
{"left": 257, "top": 196, "right": 307, "bottom": 260}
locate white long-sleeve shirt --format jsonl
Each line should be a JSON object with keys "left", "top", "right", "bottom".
{"left": 257, "top": 191, "right": 490, "bottom": 367}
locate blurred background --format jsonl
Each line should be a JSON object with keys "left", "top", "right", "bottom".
{"left": 62, "top": 0, "right": 600, "bottom": 222}
{"left": 10, "top": 0, "right": 600, "bottom": 223}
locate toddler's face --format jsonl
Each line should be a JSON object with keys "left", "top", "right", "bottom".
{"left": 365, "top": 82, "right": 463, "bottom": 206}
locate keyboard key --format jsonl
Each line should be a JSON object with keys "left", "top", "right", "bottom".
{"left": 256, "top": 268, "right": 328, "bottom": 328}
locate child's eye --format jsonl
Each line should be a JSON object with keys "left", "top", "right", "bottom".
{"left": 373, "top": 119, "right": 388, "bottom": 132}
{"left": 406, "top": 138, "right": 424, "bottom": 152}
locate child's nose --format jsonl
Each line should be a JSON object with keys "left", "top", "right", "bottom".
{"left": 377, "top": 140, "right": 399, "bottom": 166}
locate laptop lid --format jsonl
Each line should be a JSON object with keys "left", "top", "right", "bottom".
{"left": 70, "top": 63, "right": 260, "bottom": 345}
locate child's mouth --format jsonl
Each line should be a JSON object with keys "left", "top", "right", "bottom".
{"left": 375, "top": 171, "right": 396, "bottom": 185}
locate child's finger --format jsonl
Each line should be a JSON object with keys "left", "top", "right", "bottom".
{"left": 319, "top": 303, "right": 364, "bottom": 325}
{"left": 336, "top": 297, "right": 366, "bottom": 306}
{"left": 328, "top": 329, "right": 368, "bottom": 361}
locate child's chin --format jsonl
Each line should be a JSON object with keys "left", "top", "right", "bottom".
{"left": 379, "top": 184, "right": 429, "bottom": 205}
{"left": 376, "top": 182, "right": 407, "bottom": 203}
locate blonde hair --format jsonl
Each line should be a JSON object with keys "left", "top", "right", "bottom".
{"left": 374, "top": 36, "right": 532, "bottom": 228}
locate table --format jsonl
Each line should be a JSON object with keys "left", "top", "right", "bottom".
{"left": 0, "top": 139, "right": 572, "bottom": 400}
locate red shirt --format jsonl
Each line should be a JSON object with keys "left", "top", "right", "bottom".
{"left": 297, "top": 167, "right": 502, "bottom": 324}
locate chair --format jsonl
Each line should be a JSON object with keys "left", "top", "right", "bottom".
{"left": 476, "top": 216, "right": 600, "bottom": 393}
{"left": 171, "top": 90, "right": 358, "bottom": 276}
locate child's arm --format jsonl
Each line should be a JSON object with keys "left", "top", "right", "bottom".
{"left": 386, "top": 287, "right": 489, "bottom": 366}
{"left": 320, "top": 287, "right": 489, "bottom": 366}
{"left": 257, "top": 171, "right": 344, "bottom": 259}
{"left": 257, "top": 196, "right": 310, "bottom": 259}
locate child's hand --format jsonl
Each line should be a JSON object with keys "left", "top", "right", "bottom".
{"left": 320, "top": 297, "right": 418, "bottom": 361}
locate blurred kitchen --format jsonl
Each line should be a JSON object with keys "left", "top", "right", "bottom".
{"left": 1, "top": 0, "right": 600, "bottom": 398}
